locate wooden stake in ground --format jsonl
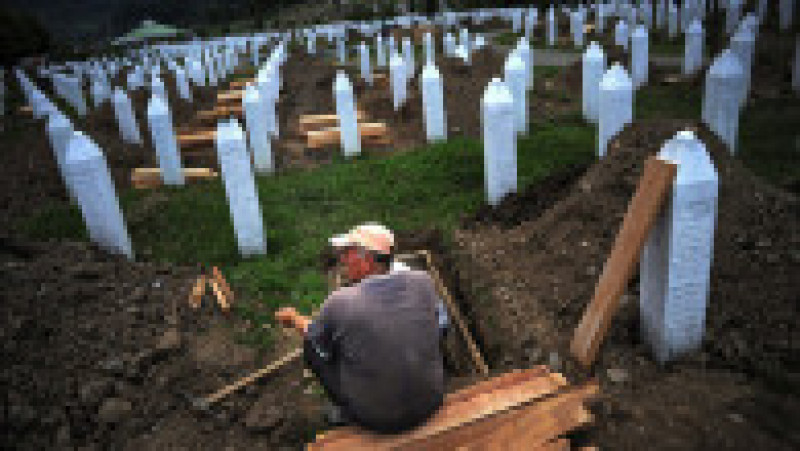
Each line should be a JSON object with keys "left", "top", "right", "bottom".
{"left": 570, "top": 156, "right": 677, "bottom": 367}
{"left": 188, "top": 275, "right": 207, "bottom": 309}
{"left": 417, "top": 250, "right": 490, "bottom": 376}
{"left": 195, "top": 347, "right": 303, "bottom": 410}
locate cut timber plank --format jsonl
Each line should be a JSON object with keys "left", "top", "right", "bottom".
{"left": 418, "top": 249, "right": 489, "bottom": 376}
{"left": 570, "top": 156, "right": 677, "bottom": 367}
{"left": 188, "top": 276, "right": 207, "bottom": 309}
{"left": 196, "top": 105, "right": 243, "bottom": 121}
{"left": 415, "top": 381, "right": 598, "bottom": 451}
{"left": 228, "top": 79, "right": 255, "bottom": 89}
{"left": 306, "top": 123, "right": 388, "bottom": 149}
{"left": 131, "top": 167, "right": 219, "bottom": 189}
{"left": 212, "top": 266, "right": 235, "bottom": 307}
{"left": 298, "top": 112, "right": 365, "bottom": 133}
{"left": 178, "top": 129, "right": 217, "bottom": 147}
{"left": 217, "top": 90, "right": 244, "bottom": 101}
{"left": 307, "top": 368, "right": 566, "bottom": 450}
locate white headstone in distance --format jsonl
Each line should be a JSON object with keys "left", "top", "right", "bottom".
{"left": 376, "top": 35, "right": 387, "bottom": 67}
{"left": 640, "top": 130, "right": 718, "bottom": 364}
{"left": 215, "top": 119, "right": 267, "bottom": 256}
{"left": 482, "top": 78, "right": 517, "bottom": 206}
{"left": 421, "top": 63, "right": 447, "bottom": 142}
{"left": 402, "top": 37, "right": 415, "bottom": 80}
{"left": 390, "top": 53, "right": 407, "bottom": 110}
{"left": 175, "top": 66, "right": 192, "bottom": 102}
{"left": 598, "top": 64, "right": 633, "bottom": 158}
{"left": 615, "top": 20, "right": 630, "bottom": 51}
{"left": 112, "top": 87, "right": 142, "bottom": 145}
{"left": 548, "top": 7, "right": 557, "bottom": 46}
{"left": 64, "top": 76, "right": 88, "bottom": 116}
{"left": 337, "top": 39, "right": 346, "bottom": 64}
{"left": 517, "top": 37, "right": 534, "bottom": 89}
{"left": 243, "top": 84, "right": 273, "bottom": 173}
{"left": 583, "top": 42, "right": 606, "bottom": 124}
{"left": 730, "top": 27, "right": 755, "bottom": 104}
{"left": 702, "top": 50, "right": 744, "bottom": 153}
{"left": 424, "top": 32, "right": 435, "bottom": 65}
{"left": 359, "top": 42, "right": 372, "bottom": 85}
{"left": 64, "top": 132, "right": 134, "bottom": 259}
{"left": 504, "top": 53, "right": 528, "bottom": 134}
{"left": 46, "top": 112, "right": 76, "bottom": 200}
{"left": 146, "top": 95, "right": 184, "bottom": 185}
{"left": 668, "top": 2, "right": 679, "bottom": 38}
{"left": 683, "top": 19, "right": 704, "bottom": 75}
{"left": 334, "top": 71, "right": 360, "bottom": 157}
{"left": 631, "top": 25, "right": 649, "bottom": 88}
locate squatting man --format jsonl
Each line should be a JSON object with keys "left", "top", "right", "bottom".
{"left": 275, "top": 223, "right": 450, "bottom": 433}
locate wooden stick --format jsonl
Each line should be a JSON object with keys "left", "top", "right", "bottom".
{"left": 418, "top": 249, "right": 490, "bottom": 376}
{"left": 208, "top": 278, "right": 229, "bottom": 312}
{"left": 306, "top": 122, "right": 388, "bottom": 148}
{"left": 212, "top": 266, "right": 235, "bottom": 306}
{"left": 188, "top": 275, "right": 207, "bottom": 309}
{"left": 198, "top": 347, "right": 303, "bottom": 408}
{"left": 570, "top": 157, "right": 677, "bottom": 367}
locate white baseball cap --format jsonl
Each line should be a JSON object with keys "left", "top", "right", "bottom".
{"left": 329, "top": 223, "right": 395, "bottom": 255}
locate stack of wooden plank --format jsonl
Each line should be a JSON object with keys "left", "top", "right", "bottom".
{"left": 308, "top": 366, "right": 598, "bottom": 450}
{"left": 300, "top": 113, "right": 390, "bottom": 149}
{"left": 131, "top": 167, "right": 218, "bottom": 189}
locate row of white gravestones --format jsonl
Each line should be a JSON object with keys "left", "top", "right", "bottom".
{"left": 421, "top": 63, "right": 446, "bottom": 143}
{"left": 215, "top": 119, "right": 267, "bottom": 256}
{"left": 390, "top": 53, "right": 408, "bottom": 110}
{"left": 582, "top": 41, "right": 607, "bottom": 124}
{"left": 683, "top": 20, "right": 705, "bottom": 75}
{"left": 334, "top": 71, "right": 361, "bottom": 158}
{"left": 598, "top": 63, "right": 633, "bottom": 158}
{"left": 702, "top": 49, "right": 744, "bottom": 154}
{"left": 631, "top": 25, "right": 649, "bottom": 89}
{"left": 482, "top": 78, "right": 517, "bottom": 206}
{"left": 65, "top": 132, "right": 134, "bottom": 259}
{"left": 146, "top": 95, "right": 185, "bottom": 185}
{"left": 640, "top": 129, "right": 718, "bottom": 364}
{"left": 243, "top": 84, "right": 274, "bottom": 173}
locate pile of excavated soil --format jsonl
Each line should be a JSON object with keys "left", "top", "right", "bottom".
{"left": 449, "top": 119, "right": 799, "bottom": 449}
{"left": 0, "top": 237, "right": 324, "bottom": 449}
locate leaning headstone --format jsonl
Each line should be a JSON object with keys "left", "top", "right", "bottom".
{"left": 702, "top": 50, "right": 744, "bottom": 153}
{"left": 390, "top": 53, "right": 407, "bottom": 110}
{"left": 64, "top": 132, "right": 134, "bottom": 259}
{"left": 640, "top": 130, "right": 718, "bottom": 364}
{"left": 504, "top": 53, "right": 528, "bottom": 134}
{"left": 215, "top": 119, "right": 267, "bottom": 256}
{"left": 334, "top": 71, "right": 360, "bottom": 157}
{"left": 631, "top": 25, "right": 649, "bottom": 88}
{"left": 598, "top": 64, "right": 633, "bottom": 158}
{"left": 421, "top": 63, "right": 447, "bottom": 143}
{"left": 482, "top": 78, "right": 517, "bottom": 206}
{"left": 582, "top": 42, "right": 606, "bottom": 124}
{"left": 359, "top": 42, "right": 372, "bottom": 85}
{"left": 683, "top": 20, "right": 705, "bottom": 75}
{"left": 112, "top": 88, "right": 142, "bottom": 145}
{"left": 46, "top": 112, "right": 76, "bottom": 199}
{"left": 146, "top": 95, "right": 184, "bottom": 185}
{"left": 243, "top": 84, "right": 273, "bottom": 173}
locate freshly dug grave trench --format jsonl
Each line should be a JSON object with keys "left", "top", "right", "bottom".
{"left": 448, "top": 119, "right": 799, "bottom": 449}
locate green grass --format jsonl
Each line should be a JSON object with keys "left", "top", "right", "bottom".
{"left": 16, "top": 127, "right": 596, "bottom": 342}
{"left": 635, "top": 82, "right": 702, "bottom": 121}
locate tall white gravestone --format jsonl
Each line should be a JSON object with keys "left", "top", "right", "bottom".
{"left": 631, "top": 25, "right": 649, "bottom": 88}
{"left": 334, "top": 71, "right": 361, "bottom": 158}
{"left": 112, "top": 88, "right": 142, "bottom": 145}
{"left": 702, "top": 50, "right": 744, "bottom": 153}
{"left": 390, "top": 53, "right": 407, "bottom": 110}
{"left": 504, "top": 53, "right": 528, "bottom": 134}
{"left": 64, "top": 132, "right": 134, "bottom": 259}
{"left": 683, "top": 20, "right": 704, "bottom": 75}
{"left": 359, "top": 42, "right": 372, "bottom": 85}
{"left": 481, "top": 79, "right": 517, "bottom": 206}
{"left": 146, "top": 95, "right": 185, "bottom": 185}
{"left": 215, "top": 120, "right": 267, "bottom": 256}
{"left": 175, "top": 66, "right": 192, "bottom": 102}
{"left": 583, "top": 42, "right": 606, "bottom": 124}
{"left": 421, "top": 63, "right": 447, "bottom": 142}
{"left": 243, "top": 84, "right": 273, "bottom": 173}
{"left": 598, "top": 64, "right": 633, "bottom": 158}
{"left": 548, "top": 7, "right": 557, "bottom": 46}
{"left": 640, "top": 130, "right": 718, "bottom": 364}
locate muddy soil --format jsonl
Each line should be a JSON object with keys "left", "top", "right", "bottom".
{"left": 450, "top": 119, "right": 799, "bottom": 450}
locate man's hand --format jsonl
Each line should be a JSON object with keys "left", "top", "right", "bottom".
{"left": 275, "top": 306, "right": 311, "bottom": 337}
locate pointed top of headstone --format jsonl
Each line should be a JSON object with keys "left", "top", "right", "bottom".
{"left": 600, "top": 63, "right": 632, "bottom": 89}
{"left": 633, "top": 24, "right": 648, "bottom": 37}
{"left": 390, "top": 53, "right": 404, "bottom": 67}
{"left": 658, "top": 130, "right": 717, "bottom": 183}
{"left": 688, "top": 19, "right": 703, "bottom": 34}
{"left": 484, "top": 77, "right": 513, "bottom": 106}
{"left": 48, "top": 110, "right": 71, "bottom": 129}
{"left": 334, "top": 70, "right": 351, "bottom": 91}
{"left": 66, "top": 131, "right": 101, "bottom": 163}
{"left": 244, "top": 83, "right": 260, "bottom": 103}
{"left": 709, "top": 49, "right": 744, "bottom": 78}
{"left": 216, "top": 118, "right": 245, "bottom": 144}
{"left": 422, "top": 63, "right": 441, "bottom": 80}
{"left": 586, "top": 41, "right": 605, "bottom": 57}
{"left": 147, "top": 94, "right": 168, "bottom": 116}
{"left": 505, "top": 52, "right": 525, "bottom": 72}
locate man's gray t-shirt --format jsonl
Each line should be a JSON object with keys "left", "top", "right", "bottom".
{"left": 307, "top": 269, "right": 444, "bottom": 430}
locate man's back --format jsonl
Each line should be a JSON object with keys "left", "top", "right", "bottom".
{"left": 320, "top": 269, "right": 444, "bottom": 432}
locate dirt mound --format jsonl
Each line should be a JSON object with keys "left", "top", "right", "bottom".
{"left": 450, "top": 119, "right": 799, "bottom": 449}
{"left": 0, "top": 237, "right": 323, "bottom": 449}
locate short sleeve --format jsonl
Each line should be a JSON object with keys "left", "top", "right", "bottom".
{"left": 306, "top": 294, "right": 343, "bottom": 363}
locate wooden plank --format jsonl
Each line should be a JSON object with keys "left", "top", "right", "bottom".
{"left": 212, "top": 266, "right": 235, "bottom": 307}
{"left": 307, "top": 369, "right": 565, "bottom": 450}
{"left": 217, "top": 90, "right": 244, "bottom": 101}
{"left": 570, "top": 157, "right": 677, "bottom": 367}
{"left": 131, "top": 167, "right": 218, "bottom": 188}
{"left": 306, "top": 123, "right": 388, "bottom": 149}
{"left": 418, "top": 249, "right": 489, "bottom": 376}
{"left": 199, "top": 347, "right": 302, "bottom": 408}
{"left": 228, "top": 79, "right": 255, "bottom": 89}
{"left": 208, "top": 278, "right": 229, "bottom": 312}
{"left": 196, "top": 105, "right": 244, "bottom": 121}
{"left": 188, "top": 275, "right": 207, "bottom": 309}
{"left": 178, "top": 130, "right": 217, "bottom": 147}
{"left": 298, "top": 112, "right": 366, "bottom": 133}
